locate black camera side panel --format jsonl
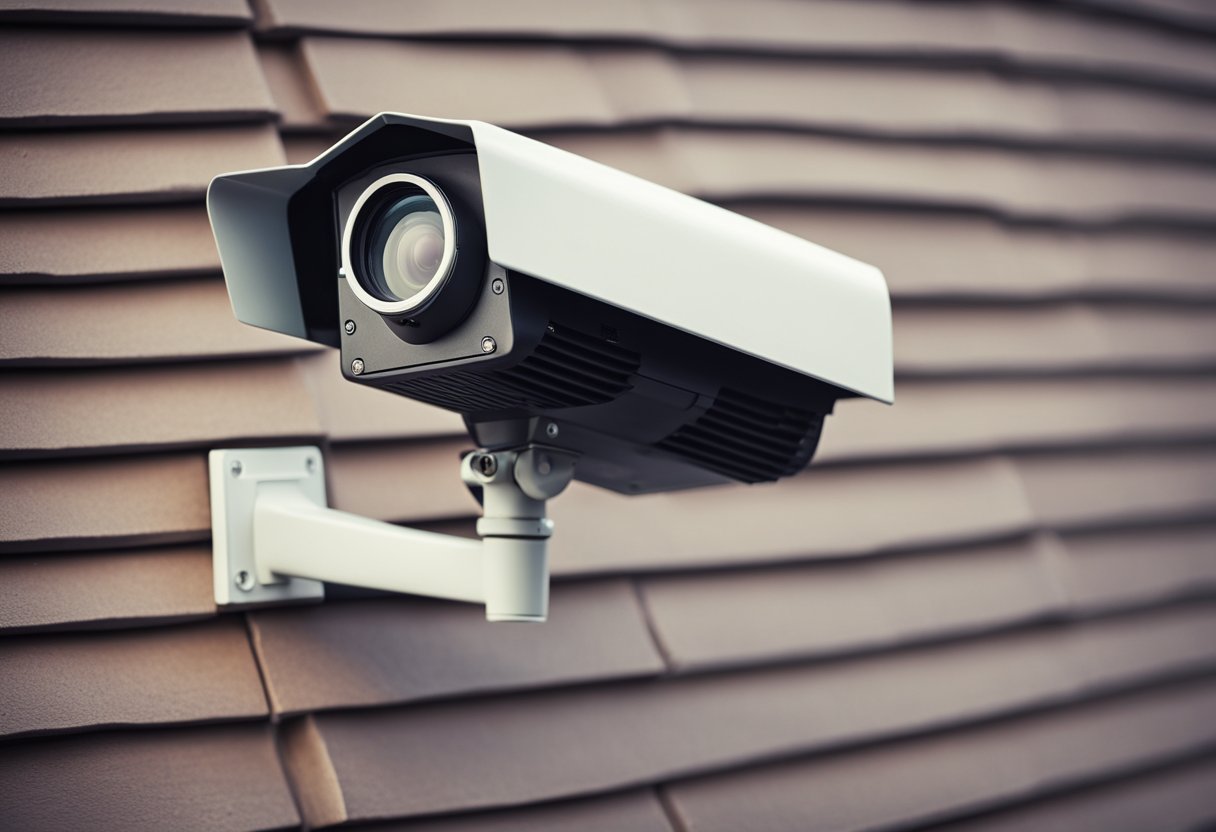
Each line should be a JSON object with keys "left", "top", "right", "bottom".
{"left": 461, "top": 275, "right": 840, "bottom": 493}
{"left": 350, "top": 268, "right": 841, "bottom": 494}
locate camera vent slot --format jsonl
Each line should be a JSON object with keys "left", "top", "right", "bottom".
{"left": 387, "top": 370, "right": 551, "bottom": 411}
{"left": 657, "top": 388, "right": 823, "bottom": 484}
{"left": 386, "top": 322, "right": 640, "bottom": 413}
{"left": 506, "top": 323, "right": 639, "bottom": 405}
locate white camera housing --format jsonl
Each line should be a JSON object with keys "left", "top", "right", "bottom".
{"left": 205, "top": 114, "right": 893, "bottom": 620}
{"left": 429, "top": 117, "right": 893, "bottom": 403}
{"left": 209, "top": 113, "right": 893, "bottom": 495}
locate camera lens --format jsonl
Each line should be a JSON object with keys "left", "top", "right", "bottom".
{"left": 344, "top": 174, "right": 458, "bottom": 318}
{"left": 370, "top": 194, "right": 446, "bottom": 302}
{"left": 343, "top": 172, "right": 483, "bottom": 343}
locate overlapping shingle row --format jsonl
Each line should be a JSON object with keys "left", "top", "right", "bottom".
{"left": 1, "top": 1, "right": 1214, "bottom": 830}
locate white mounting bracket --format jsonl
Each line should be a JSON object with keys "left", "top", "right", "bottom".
{"left": 208, "top": 444, "right": 575, "bottom": 621}
{"left": 209, "top": 446, "right": 327, "bottom": 608}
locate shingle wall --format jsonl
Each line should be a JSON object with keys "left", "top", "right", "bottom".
{"left": 1, "top": 1, "right": 1214, "bottom": 829}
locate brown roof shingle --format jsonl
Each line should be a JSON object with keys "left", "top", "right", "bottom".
{"left": 0, "top": 279, "right": 311, "bottom": 365}
{"left": 0, "top": 544, "right": 215, "bottom": 633}
{"left": 0, "top": 453, "right": 209, "bottom": 553}
{"left": 0, "top": 124, "right": 284, "bottom": 206}
{"left": 0, "top": 617, "right": 266, "bottom": 738}
{"left": 0, "top": 28, "right": 272, "bottom": 126}
{"left": 280, "top": 605, "right": 1216, "bottom": 825}
{"left": 0, "top": 725, "right": 298, "bottom": 832}
{"left": 548, "top": 455, "right": 1035, "bottom": 574}
{"left": 255, "top": 0, "right": 1216, "bottom": 94}
{"left": 0, "top": 359, "right": 323, "bottom": 458}
{"left": 667, "top": 676, "right": 1216, "bottom": 832}
{"left": 249, "top": 579, "right": 664, "bottom": 716}
{"left": 296, "top": 37, "right": 1216, "bottom": 152}
{"left": 0, "top": 205, "right": 220, "bottom": 284}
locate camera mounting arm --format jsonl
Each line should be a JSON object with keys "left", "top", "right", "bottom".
{"left": 208, "top": 444, "right": 576, "bottom": 622}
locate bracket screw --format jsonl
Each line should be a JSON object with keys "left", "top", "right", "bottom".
{"left": 343, "top": 320, "right": 356, "bottom": 335}
{"left": 351, "top": 358, "right": 365, "bottom": 375}
{"left": 476, "top": 453, "right": 498, "bottom": 477}
{"left": 545, "top": 422, "right": 560, "bottom": 439}
{"left": 481, "top": 336, "right": 497, "bottom": 354}
{"left": 491, "top": 278, "right": 505, "bottom": 295}
{"left": 234, "top": 570, "right": 255, "bottom": 592}
{"left": 230, "top": 460, "right": 242, "bottom": 477}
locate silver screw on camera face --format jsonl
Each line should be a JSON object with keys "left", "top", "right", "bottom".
{"left": 351, "top": 358, "right": 365, "bottom": 375}
{"left": 343, "top": 320, "right": 356, "bottom": 335}
{"left": 492, "top": 278, "right": 505, "bottom": 295}
{"left": 545, "top": 422, "right": 559, "bottom": 439}
{"left": 481, "top": 336, "right": 497, "bottom": 354}
{"left": 230, "top": 460, "right": 242, "bottom": 477}
{"left": 234, "top": 570, "right": 255, "bottom": 592}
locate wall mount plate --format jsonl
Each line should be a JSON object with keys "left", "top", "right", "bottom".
{"left": 209, "top": 446, "right": 326, "bottom": 609}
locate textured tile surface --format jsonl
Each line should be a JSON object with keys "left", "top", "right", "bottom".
{"left": 250, "top": 580, "right": 664, "bottom": 715}
{"left": 0, "top": 725, "right": 298, "bottom": 832}
{"left": 3, "top": 3, "right": 1216, "bottom": 831}
{"left": 0, "top": 544, "right": 215, "bottom": 632}
{"left": 284, "top": 606, "right": 1216, "bottom": 824}
{"left": 0, "top": 28, "right": 272, "bottom": 125}
{"left": 0, "top": 617, "right": 266, "bottom": 737}
{"left": 668, "top": 677, "right": 1216, "bottom": 832}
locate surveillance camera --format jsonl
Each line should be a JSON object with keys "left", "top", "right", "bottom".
{"left": 208, "top": 113, "right": 893, "bottom": 494}
{"left": 206, "top": 114, "right": 894, "bottom": 619}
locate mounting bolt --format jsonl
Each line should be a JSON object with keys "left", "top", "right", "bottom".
{"left": 343, "top": 320, "right": 356, "bottom": 335}
{"left": 481, "top": 336, "right": 497, "bottom": 354}
{"left": 230, "top": 460, "right": 243, "bottom": 477}
{"left": 491, "top": 278, "right": 505, "bottom": 295}
{"left": 351, "top": 358, "right": 365, "bottom": 375}
{"left": 545, "top": 422, "right": 560, "bottom": 439}
{"left": 476, "top": 453, "right": 498, "bottom": 477}
{"left": 234, "top": 570, "right": 255, "bottom": 592}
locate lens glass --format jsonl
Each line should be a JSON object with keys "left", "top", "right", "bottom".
{"left": 364, "top": 192, "right": 447, "bottom": 303}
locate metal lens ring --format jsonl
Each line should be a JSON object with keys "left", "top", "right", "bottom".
{"left": 343, "top": 174, "right": 457, "bottom": 316}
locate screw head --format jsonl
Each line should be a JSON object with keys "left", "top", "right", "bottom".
{"left": 351, "top": 358, "right": 365, "bottom": 375}
{"left": 476, "top": 453, "right": 498, "bottom": 477}
{"left": 230, "top": 460, "right": 243, "bottom": 477}
{"left": 491, "top": 278, "right": 505, "bottom": 295}
{"left": 481, "top": 336, "right": 497, "bottom": 354}
{"left": 234, "top": 570, "right": 255, "bottom": 592}
{"left": 305, "top": 457, "right": 317, "bottom": 474}
{"left": 343, "top": 320, "right": 356, "bottom": 335}
{"left": 545, "top": 422, "right": 560, "bottom": 439}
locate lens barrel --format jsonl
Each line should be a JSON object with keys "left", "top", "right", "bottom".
{"left": 342, "top": 173, "right": 483, "bottom": 344}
